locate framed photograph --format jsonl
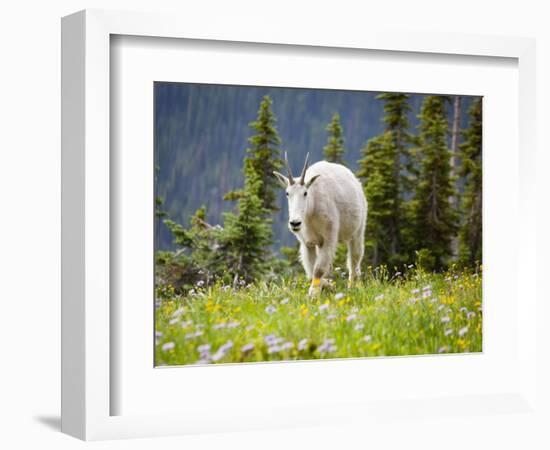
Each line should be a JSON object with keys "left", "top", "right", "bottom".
{"left": 62, "top": 9, "right": 539, "bottom": 441}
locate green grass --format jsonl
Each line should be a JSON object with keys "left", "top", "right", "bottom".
{"left": 155, "top": 268, "right": 482, "bottom": 366}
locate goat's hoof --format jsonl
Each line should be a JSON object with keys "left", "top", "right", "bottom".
{"left": 308, "top": 278, "right": 322, "bottom": 297}
{"left": 308, "top": 285, "right": 321, "bottom": 297}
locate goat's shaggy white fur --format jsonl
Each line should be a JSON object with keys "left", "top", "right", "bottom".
{"left": 275, "top": 156, "right": 367, "bottom": 295}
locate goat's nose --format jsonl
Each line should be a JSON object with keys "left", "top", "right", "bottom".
{"left": 289, "top": 220, "right": 302, "bottom": 228}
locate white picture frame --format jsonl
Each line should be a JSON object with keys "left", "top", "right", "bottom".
{"left": 61, "top": 9, "right": 539, "bottom": 441}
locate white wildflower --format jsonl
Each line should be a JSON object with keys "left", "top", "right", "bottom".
{"left": 346, "top": 313, "right": 357, "bottom": 322}
{"left": 265, "top": 305, "right": 277, "bottom": 314}
{"left": 319, "top": 303, "right": 329, "bottom": 312}
{"left": 169, "top": 318, "right": 180, "bottom": 325}
{"left": 444, "top": 328, "right": 453, "bottom": 336}
{"left": 467, "top": 311, "right": 476, "bottom": 320}
{"left": 335, "top": 292, "right": 345, "bottom": 300}
{"left": 458, "top": 326, "right": 468, "bottom": 337}
{"left": 196, "top": 280, "right": 205, "bottom": 287}
{"left": 227, "top": 321, "right": 240, "bottom": 328}
{"left": 172, "top": 307, "right": 185, "bottom": 317}
{"left": 212, "top": 322, "right": 226, "bottom": 330}
{"left": 180, "top": 320, "right": 193, "bottom": 328}
{"left": 280, "top": 298, "right": 290, "bottom": 305}
{"left": 281, "top": 342, "right": 294, "bottom": 351}
{"left": 441, "top": 316, "right": 451, "bottom": 323}
{"left": 363, "top": 335, "right": 372, "bottom": 343}
{"left": 374, "top": 294, "right": 384, "bottom": 301}
{"left": 327, "top": 313, "right": 337, "bottom": 320}
{"left": 354, "top": 323, "right": 364, "bottom": 331}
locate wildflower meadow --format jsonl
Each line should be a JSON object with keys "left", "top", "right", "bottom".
{"left": 155, "top": 266, "right": 482, "bottom": 366}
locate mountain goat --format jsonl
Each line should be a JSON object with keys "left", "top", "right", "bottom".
{"left": 274, "top": 153, "right": 367, "bottom": 296}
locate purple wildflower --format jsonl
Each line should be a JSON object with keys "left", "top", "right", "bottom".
{"left": 241, "top": 343, "right": 254, "bottom": 353}
{"left": 197, "top": 344, "right": 211, "bottom": 353}
{"left": 161, "top": 342, "right": 175, "bottom": 351}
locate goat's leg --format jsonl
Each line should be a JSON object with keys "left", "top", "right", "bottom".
{"left": 299, "top": 243, "right": 317, "bottom": 280}
{"left": 347, "top": 234, "right": 364, "bottom": 288}
{"left": 309, "top": 236, "right": 337, "bottom": 297}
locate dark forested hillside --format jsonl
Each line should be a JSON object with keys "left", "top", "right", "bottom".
{"left": 154, "top": 82, "right": 475, "bottom": 251}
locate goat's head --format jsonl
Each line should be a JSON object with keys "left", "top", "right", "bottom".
{"left": 274, "top": 152, "right": 320, "bottom": 233}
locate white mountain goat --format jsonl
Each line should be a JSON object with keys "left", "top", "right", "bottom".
{"left": 274, "top": 153, "right": 367, "bottom": 296}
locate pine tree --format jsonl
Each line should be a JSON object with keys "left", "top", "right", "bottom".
{"left": 224, "top": 95, "right": 283, "bottom": 215}
{"left": 323, "top": 113, "right": 346, "bottom": 164}
{"left": 458, "top": 98, "right": 482, "bottom": 267}
{"left": 357, "top": 132, "right": 399, "bottom": 266}
{"left": 357, "top": 93, "right": 413, "bottom": 268}
{"left": 218, "top": 172, "right": 273, "bottom": 284}
{"left": 410, "top": 96, "right": 458, "bottom": 270}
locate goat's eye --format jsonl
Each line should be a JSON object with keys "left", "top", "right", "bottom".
{"left": 285, "top": 192, "right": 289, "bottom": 197}
{"left": 304, "top": 191, "right": 307, "bottom": 197}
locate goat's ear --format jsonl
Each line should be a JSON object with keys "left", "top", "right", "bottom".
{"left": 306, "top": 174, "right": 321, "bottom": 188}
{"left": 273, "top": 171, "right": 289, "bottom": 188}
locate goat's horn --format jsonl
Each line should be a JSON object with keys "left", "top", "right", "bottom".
{"left": 299, "top": 152, "right": 309, "bottom": 185}
{"left": 284, "top": 152, "right": 295, "bottom": 185}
